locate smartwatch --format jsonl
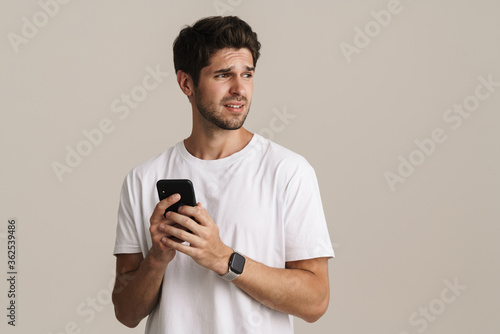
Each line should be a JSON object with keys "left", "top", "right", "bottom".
{"left": 219, "top": 251, "right": 245, "bottom": 281}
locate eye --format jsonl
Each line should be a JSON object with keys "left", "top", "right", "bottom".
{"left": 243, "top": 73, "right": 253, "bottom": 78}
{"left": 215, "top": 73, "right": 230, "bottom": 78}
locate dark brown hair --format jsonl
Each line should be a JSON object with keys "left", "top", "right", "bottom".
{"left": 173, "top": 16, "right": 261, "bottom": 86}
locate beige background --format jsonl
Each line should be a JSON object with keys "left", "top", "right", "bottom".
{"left": 1, "top": 0, "right": 499, "bottom": 333}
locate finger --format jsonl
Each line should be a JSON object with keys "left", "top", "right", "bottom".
{"left": 159, "top": 221, "right": 189, "bottom": 243}
{"left": 165, "top": 211, "right": 200, "bottom": 235}
{"left": 151, "top": 193, "right": 181, "bottom": 222}
{"left": 151, "top": 223, "right": 171, "bottom": 243}
{"left": 162, "top": 221, "right": 198, "bottom": 245}
{"left": 150, "top": 194, "right": 182, "bottom": 245}
{"left": 162, "top": 235, "right": 198, "bottom": 257}
{"left": 164, "top": 235, "right": 185, "bottom": 244}
{"left": 178, "top": 203, "right": 209, "bottom": 227}
{"left": 150, "top": 216, "right": 176, "bottom": 236}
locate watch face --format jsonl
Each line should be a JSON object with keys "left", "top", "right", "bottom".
{"left": 230, "top": 253, "right": 246, "bottom": 275}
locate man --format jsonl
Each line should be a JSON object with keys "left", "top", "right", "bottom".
{"left": 112, "top": 16, "right": 334, "bottom": 333}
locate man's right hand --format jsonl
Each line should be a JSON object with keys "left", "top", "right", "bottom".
{"left": 148, "top": 193, "right": 182, "bottom": 267}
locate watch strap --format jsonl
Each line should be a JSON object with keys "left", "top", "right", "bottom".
{"left": 219, "top": 269, "right": 240, "bottom": 281}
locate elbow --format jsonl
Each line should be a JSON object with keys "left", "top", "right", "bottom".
{"left": 301, "top": 293, "right": 330, "bottom": 323}
{"left": 114, "top": 306, "right": 141, "bottom": 328}
{"left": 302, "top": 307, "right": 327, "bottom": 323}
{"left": 112, "top": 294, "right": 142, "bottom": 328}
{"left": 122, "top": 319, "right": 141, "bottom": 329}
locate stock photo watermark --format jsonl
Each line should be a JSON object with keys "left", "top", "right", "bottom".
{"left": 213, "top": 0, "right": 244, "bottom": 16}
{"left": 257, "top": 106, "right": 297, "bottom": 141}
{"left": 6, "top": 0, "right": 243, "bottom": 53}
{"left": 398, "top": 277, "right": 466, "bottom": 334}
{"left": 6, "top": 218, "right": 18, "bottom": 326}
{"left": 48, "top": 270, "right": 133, "bottom": 334}
{"left": 384, "top": 73, "right": 499, "bottom": 192}
{"left": 51, "top": 64, "right": 169, "bottom": 182}
{"left": 7, "top": 0, "right": 72, "bottom": 54}
{"left": 339, "top": 0, "right": 417, "bottom": 64}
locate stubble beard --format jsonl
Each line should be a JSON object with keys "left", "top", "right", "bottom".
{"left": 194, "top": 88, "right": 250, "bottom": 131}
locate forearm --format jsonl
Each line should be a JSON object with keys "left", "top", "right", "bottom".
{"left": 232, "top": 257, "right": 330, "bottom": 322}
{"left": 112, "top": 253, "right": 167, "bottom": 328}
{"left": 161, "top": 206, "right": 331, "bottom": 322}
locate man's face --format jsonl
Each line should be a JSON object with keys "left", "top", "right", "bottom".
{"left": 192, "top": 48, "right": 254, "bottom": 131}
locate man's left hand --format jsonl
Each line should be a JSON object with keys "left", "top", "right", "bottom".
{"left": 161, "top": 203, "right": 233, "bottom": 275}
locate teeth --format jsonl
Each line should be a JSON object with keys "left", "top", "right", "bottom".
{"left": 226, "top": 104, "right": 242, "bottom": 108}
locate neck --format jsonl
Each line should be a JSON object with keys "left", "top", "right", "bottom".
{"left": 184, "top": 124, "right": 253, "bottom": 160}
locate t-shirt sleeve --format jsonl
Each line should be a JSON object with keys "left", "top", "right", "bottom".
{"left": 113, "top": 173, "right": 143, "bottom": 255}
{"left": 283, "top": 160, "right": 335, "bottom": 262}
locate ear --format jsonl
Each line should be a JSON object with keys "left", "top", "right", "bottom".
{"left": 177, "top": 71, "right": 194, "bottom": 97}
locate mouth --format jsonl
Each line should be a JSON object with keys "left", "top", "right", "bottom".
{"left": 223, "top": 103, "right": 245, "bottom": 112}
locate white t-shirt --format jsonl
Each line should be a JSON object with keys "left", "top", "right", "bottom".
{"left": 114, "top": 134, "right": 334, "bottom": 334}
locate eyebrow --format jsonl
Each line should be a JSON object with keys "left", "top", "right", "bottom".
{"left": 213, "top": 66, "right": 255, "bottom": 74}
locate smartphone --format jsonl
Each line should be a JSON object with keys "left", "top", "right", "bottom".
{"left": 156, "top": 179, "right": 197, "bottom": 213}
{"left": 156, "top": 179, "right": 197, "bottom": 241}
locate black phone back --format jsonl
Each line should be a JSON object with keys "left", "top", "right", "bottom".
{"left": 156, "top": 179, "right": 197, "bottom": 213}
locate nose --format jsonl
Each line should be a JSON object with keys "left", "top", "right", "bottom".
{"left": 229, "top": 76, "right": 246, "bottom": 96}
